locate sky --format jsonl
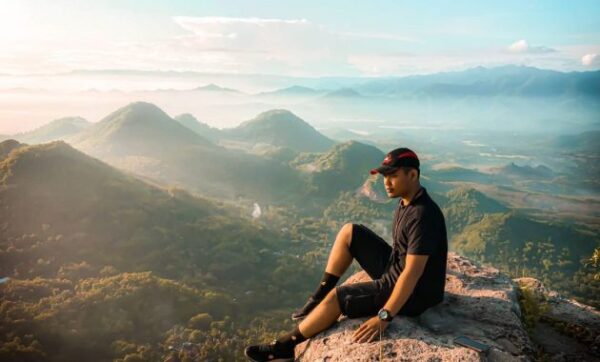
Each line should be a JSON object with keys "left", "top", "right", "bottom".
{"left": 1, "top": 0, "right": 599, "bottom": 78}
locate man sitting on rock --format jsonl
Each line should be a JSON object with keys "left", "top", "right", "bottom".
{"left": 245, "top": 147, "right": 448, "bottom": 362}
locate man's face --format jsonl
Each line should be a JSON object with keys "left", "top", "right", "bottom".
{"left": 382, "top": 167, "right": 416, "bottom": 198}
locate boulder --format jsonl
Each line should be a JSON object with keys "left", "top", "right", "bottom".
{"left": 294, "top": 251, "right": 598, "bottom": 361}
{"left": 514, "top": 277, "right": 600, "bottom": 361}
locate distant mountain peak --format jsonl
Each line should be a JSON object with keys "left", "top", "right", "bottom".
{"left": 283, "top": 85, "right": 317, "bottom": 92}
{"left": 194, "top": 83, "right": 239, "bottom": 92}
{"left": 174, "top": 113, "right": 205, "bottom": 126}
{"left": 73, "top": 101, "right": 214, "bottom": 154}
{"left": 225, "top": 109, "right": 335, "bottom": 152}
{"left": 257, "top": 85, "right": 321, "bottom": 96}
{"left": 251, "top": 109, "right": 302, "bottom": 121}
{"left": 237, "top": 109, "right": 315, "bottom": 129}
{"left": 94, "top": 101, "right": 173, "bottom": 128}
{"left": 13, "top": 116, "right": 90, "bottom": 144}
{"left": 354, "top": 64, "right": 599, "bottom": 98}
{"left": 322, "top": 87, "right": 363, "bottom": 98}
{"left": 491, "top": 162, "right": 554, "bottom": 179}
{"left": 174, "top": 113, "right": 221, "bottom": 141}
{"left": 117, "top": 101, "right": 163, "bottom": 113}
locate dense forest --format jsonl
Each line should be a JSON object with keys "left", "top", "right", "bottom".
{"left": 1, "top": 139, "right": 598, "bottom": 361}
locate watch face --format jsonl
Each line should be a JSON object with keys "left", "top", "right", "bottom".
{"left": 378, "top": 309, "right": 389, "bottom": 320}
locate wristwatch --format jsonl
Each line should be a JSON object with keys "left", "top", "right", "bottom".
{"left": 377, "top": 308, "right": 394, "bottom": 322}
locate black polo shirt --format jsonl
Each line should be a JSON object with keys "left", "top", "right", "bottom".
{"left": 380, "top": 186, "right": 448, "bottom": 311}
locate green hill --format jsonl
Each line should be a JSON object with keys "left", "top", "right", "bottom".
{"left": 0, "top": 140, "right": 274, "bottom": 279}
{"left": 174, "top": 113, "right": 221, "bottom": 142}
{"left": 0, "top": 140, "right": 317, "bottom": 361}
{"left": 222, "top": 109, "right": 336, "bottom": 152}
{"left": 14, "top": 117, "right": 90, "bottom": 144}
{"left": 70, "top": 102, "right": 305, "bottom": 204}
{"left": 291, "top": 140, "right": 384, "bottom": 201}
{"left": 451, "top": 210, "right": 599, "bottom": 308}
{"left": 0, "top": 139, "right": 22, "bottom": 159}
{"left": 443, "top": 187, "right": 509, "bottom": 235}
{"left": 71, "top": 102, "right": 214, "bottom": 156}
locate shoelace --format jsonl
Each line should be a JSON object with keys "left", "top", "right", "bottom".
{"left": 252, "top": 340, "right": 278, "bottom": 360}
{"left": 251, "top": 340, "right": 274, "bottom": 352}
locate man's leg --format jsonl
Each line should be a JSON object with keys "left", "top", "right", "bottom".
{"left": 298, "top": 288, "right": 341, "bottom": 338}
{"left": 324, "top": 223, "right": 354, "bottom": 277}
{"left": 244, "top": 288, "right": 342, "bottom": 361}
{"left": 295, "top": 222, "right": 357, "bottom": 336}
{"left": 291, "top": 223, "right": 354, "bottom": 320}
{"left": 245, "top": 223, "right": 390, "bottom": 361}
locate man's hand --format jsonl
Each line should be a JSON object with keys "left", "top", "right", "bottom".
{"left": 352, "top": 316, "right": 389, "bottom": 343}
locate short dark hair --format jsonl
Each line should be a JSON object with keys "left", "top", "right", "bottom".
{"left": 400, "top": 166, "right": 420, "bottom": 178}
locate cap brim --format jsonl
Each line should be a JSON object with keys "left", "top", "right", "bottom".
{"left": 370, "top": 165, "right": 398, "bottom": 175}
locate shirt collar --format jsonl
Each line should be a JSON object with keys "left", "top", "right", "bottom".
{"left": 399, "top": 186, "right": 426, "bottom": 208}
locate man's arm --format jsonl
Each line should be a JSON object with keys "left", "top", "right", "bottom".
{"left": 383, "top": 211, "right": 437, "bottom": 316}
{"left": 382, "top": 254, "right": 428, "bottom": 316}
{"left": 352, "top": 254, "right": 429, "bottom": 343}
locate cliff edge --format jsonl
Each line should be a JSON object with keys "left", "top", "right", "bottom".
{"left": 294, "top": 251, "right": 600, "bottom": 361}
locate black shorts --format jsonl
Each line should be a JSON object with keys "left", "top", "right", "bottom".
{"left": 335, "top": 223, "right": 425, "bottom": 318}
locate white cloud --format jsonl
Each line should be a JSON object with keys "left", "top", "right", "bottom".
{"left": 507, "top": 39, "right": 555, "bottom": 54}
{"left": 0, "top": 12, "right": 596, "bottom": 78}
{"left": 336, "top": 31, "right": 419, "bottom": 43}
{"left": 508, "top": 40, "right": 528, "bottom": 53}
{"left": 581, "top": 53, "right": 599, "bottom": 66}
{"left": 174, "top": 16, "right": 309, "bottom": 26}
{"left": 157, "top": 16, "right": 354, "bottom": 76}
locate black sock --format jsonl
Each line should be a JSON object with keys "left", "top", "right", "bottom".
{"left": 311, "top": 271, "right": 340, "bottom": 300}
{"left": 276, "top": 325, "right": 307, "bottom": 352}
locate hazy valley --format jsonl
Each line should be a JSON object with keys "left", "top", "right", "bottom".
{"left": 1, "top": 65, "right": 599, "bottom": 361}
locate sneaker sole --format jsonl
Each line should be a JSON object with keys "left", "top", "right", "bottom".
{"left": 244, "top": 349, "right": 294, "bottom": 362}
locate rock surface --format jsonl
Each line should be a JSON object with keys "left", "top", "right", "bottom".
{"left": 514, "top": 277, "right": 600, "bottom": 361}
{"left": 294, "top": 251, "right": 599, "bottom": 361}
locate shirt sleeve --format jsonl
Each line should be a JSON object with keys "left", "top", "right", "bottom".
{"left": 405, "top": 213, "right": 437, "bottom": 255}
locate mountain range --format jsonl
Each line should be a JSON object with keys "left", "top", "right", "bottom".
{"left": 352, "top": 65, "right": 600, "bottom": 98}
{"left": 66, "top": 102, "right": 308, "bottom": 204}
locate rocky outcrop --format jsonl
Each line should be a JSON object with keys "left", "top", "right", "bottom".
{"left": 294, "top": 251, "right": 600, "bottom": 361}
{"left": 514, "top": 277, "right": 600, "bottom": 361}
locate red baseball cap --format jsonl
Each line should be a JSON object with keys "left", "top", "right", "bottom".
{"left": 370, "top": 147, "right": 420, "bottom": 175}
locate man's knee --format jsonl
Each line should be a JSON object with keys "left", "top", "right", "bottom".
{"left": 324, "top": 288, "right": 338, "bottom": 304}
{"left": 324, "top": 288, "right": 342, "bottom": 314}
{"left": 341, "top": 223, "right": 353, "bottom": 248}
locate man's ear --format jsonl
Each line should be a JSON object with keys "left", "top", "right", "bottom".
{"left": 410, "top": 168, "right": 418, "bottom": 181}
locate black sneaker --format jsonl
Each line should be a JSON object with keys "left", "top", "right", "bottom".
{"left": 244, "top": 339, "right": 295, "bottom": 362}
{"left": 291, "top": 296, "right": 321, "bottom": 321}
